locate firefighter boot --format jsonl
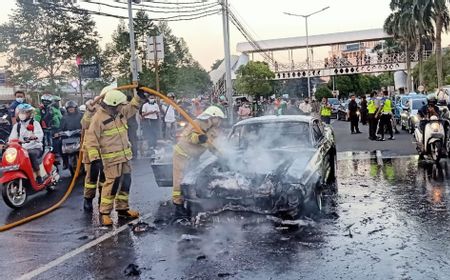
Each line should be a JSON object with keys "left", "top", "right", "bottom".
{"left": 83, "top": 198, "right": 93, "bottom": 212}
{"left": 101, "top": 214, "right": 113, "bottom": 226}
{"left": 117, "top": 209, "right": 140, "bottom": 219}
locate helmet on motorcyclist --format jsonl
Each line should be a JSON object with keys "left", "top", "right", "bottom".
{"left": 41, "top": 94, "right": 53, "bottom": 106}
{"left": 65, "top": 100, "right": 78, "bottom": 114}
{"left": 17, "top": 103, "right": 34, "bottom": 121}
{"left": 427, "top": 94, "right": 438, "bottom": 105}
{"left": 79, "top": 105, "right": 86, "bottom": 112}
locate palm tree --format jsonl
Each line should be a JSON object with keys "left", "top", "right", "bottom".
{"left": 425, "top": 0, "right": 450, "bottom": 88}
{"left": 384, "top": 0, "right": 434, "bottom": 92}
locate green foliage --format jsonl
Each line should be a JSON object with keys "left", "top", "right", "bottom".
{"left": 105, "top": 12, "right": 210, "bottom": 96}
{"left": 0, "top": 0, "right": 99, "bottom": 91}
{"left": 327, "top": 74, "right": 386, "bottom": 97}
{"left": 413, "top": 50, "right": 450, "bottom": 90}
{"left": 210, "top": 59, "right": 223, "bottom": 71}
{"left": 314, "top": 86, "right": 333, "bottom": 100}
{"left": 235, "top": 61, "right": 275, "bottom": 96}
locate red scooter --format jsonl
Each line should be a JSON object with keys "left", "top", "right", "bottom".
{"left": 0, "top": 138, "right": 60, "bottom": 209}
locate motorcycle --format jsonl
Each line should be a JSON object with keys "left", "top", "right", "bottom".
{"left": 57, "top": 129, "right": 81, "bottom": 177}
{"left": 414, "top": 115, "right": 446, "bottom": 163}
{"left": 0, "top": 138, "right": 60, "bottom": 209}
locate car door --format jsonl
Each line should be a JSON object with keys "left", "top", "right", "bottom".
{"left": 312, "top": 120, "right": 331, "bottom": 184}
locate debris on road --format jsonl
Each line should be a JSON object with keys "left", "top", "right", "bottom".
{"left": 196, "top": 255, "right": 207, "bottom": 260}
{"left": 178, "top": 234, "right": 202, "bottom": 243}
{"left": 123, "top": 263, "right": 141, "bottom": 276}
{"left": 129, "top": 221, "right": 156, "bottom": 233}
{"left": 368, "top": 227, "right": 386, "bottom": 235}
{"left": 218, "top": 272, "right": 236, "bottom": 278}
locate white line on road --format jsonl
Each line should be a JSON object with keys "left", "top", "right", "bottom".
{"left": 17, "top": 213, "right": 152, "bottom": 280}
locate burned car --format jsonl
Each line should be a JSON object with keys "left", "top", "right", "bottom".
{"left": 180, "top": 115, "right": 337, "bottom": 219}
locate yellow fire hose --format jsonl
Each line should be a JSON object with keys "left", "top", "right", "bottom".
{"left": 0, "top": 84, "right": 220, "bottom": 232}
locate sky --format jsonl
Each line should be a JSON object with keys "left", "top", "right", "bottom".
{"left": 1, "top": 0, "right": 450, "bottom": 71}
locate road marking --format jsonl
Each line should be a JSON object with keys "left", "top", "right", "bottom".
{"left": 17, "top": 213, "right": 152, "bottom": 280}
{"left": 337, "top": 151, "right": 418, "bottom": 161}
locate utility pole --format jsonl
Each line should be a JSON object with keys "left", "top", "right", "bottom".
{"left": 284, "top": 6, "right": 330, "bottom": 98}
{"left": 128, "top": 0, "right": 139, "bottom": 84}
{"left": 221, "top": 0, "right": 234, "bottom": 124}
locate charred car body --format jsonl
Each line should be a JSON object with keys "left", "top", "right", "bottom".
{"left": 179, "top": 115, "right": 337, "bottom": 219}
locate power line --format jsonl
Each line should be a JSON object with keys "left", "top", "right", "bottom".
{"left": 83, "top": 0, "right": 219, "bottom": 13}
{"left": 113, "top": 0, "right": 217, "bottom": 8}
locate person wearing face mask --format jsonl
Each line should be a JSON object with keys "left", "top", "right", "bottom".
{"left": 172, "top": 106, "right": 225, "bottom": 221}
{"left": 238, "top": 101, "right": 252, "bottom": 120}
{"left": 299, "top": 98, "right": 312, "bottom": 115}
{"left": 8, "top": 91, "right": 26, "bottom": 125}
{"left": 84, "top": 86, "right": 146, "bottom": 226}
{"left": 34, "top": 93, "right": 62, "bottom": 149}
{"left": 57, "top": 100, "right": 83, "bottom": 170}
{"left": 9, "top": 104, "right": 44, "bottom": 183}
{"left": 140, "top": 96, "right": 161, "bottom": 155}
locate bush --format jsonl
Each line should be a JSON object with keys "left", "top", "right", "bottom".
{"left": 314, "top": 86, "right": 333, "bottom": 100}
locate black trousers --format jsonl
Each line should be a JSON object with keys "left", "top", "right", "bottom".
{"left": 350, "top": 114, "right": 359, "bottom": 133}
{"left": 379, "top": 114, "right": 393, "bottom": 138}
{"left": 368, "top": 113, "right": 377, "bottom": 139}
{"left": 28, "top": 148, "right": 42, "bottom": 172}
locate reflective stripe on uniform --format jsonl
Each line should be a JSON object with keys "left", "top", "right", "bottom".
{"left": 174, "top": 145, "right": 189, "bottom": 158}
{"left": 88, "top": 149, "right": 100, "bottom": 158}
{"left": 101, "top": 196, "right": 114, "bottom": 205}
{"left": 84, "top": 183, "right": 97, "bottom": 189}
{"left": 116, "top": 194, "right": 129, "bottom": 201}
{"left": 172, "top": 190, "right": 182, "bottom": 196}
{"left": 102, "top": 125, "right": 128, "bottom": 137}
{"left": 101, "top": 148, "right": 132, "bottom": 159}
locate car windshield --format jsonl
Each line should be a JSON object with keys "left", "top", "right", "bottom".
{"left": 328, "top": 98, "right": 339, "bottom": 105}
{"left": 230, "top": 121, "right": 312, "bottom": 149}
{"left": 411, "top": 99, "right": 426, "bottom": 110}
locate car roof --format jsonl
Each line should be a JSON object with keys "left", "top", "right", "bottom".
{"left": 234, "top": 115, "right": 315, "bottom": 126}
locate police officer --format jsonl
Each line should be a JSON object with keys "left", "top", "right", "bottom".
{"left": 85, "top": 86, "right": 146, "bottom": 226}
{"left": 320, "top": 97, "right": 332, "bottom": 124}
{"left": 377, "top": 90, "right": 395, "bottom": 141}
{"left": 367, "top": 91, "right": 378, "bottom": 140}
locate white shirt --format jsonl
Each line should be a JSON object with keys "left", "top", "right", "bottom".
{"left": 162, "top": 104, "right": 176, "bottom": 123}
{"left": 299, "top": 102, "right": 312, "bottom": 113}
{"left": 9, "top": 119, "right": 44, "bottom": 150}
{"left": 141, "top": 102, "right": 160, "bottom": 120}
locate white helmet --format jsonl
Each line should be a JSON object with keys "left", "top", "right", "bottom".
{"left": 79, "top": 105, "right": 86, "bottom": 112}
{"left": 197, "top": 106, "right": 225, "bottom": 120}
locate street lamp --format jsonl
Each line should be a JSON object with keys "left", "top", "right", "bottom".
{"left": 284, "top": 6, "right": 330, "bottom": 98}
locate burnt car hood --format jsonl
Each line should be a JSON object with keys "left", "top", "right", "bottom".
{"left": 182, "top": 147, "right": 318, "bottom": 200}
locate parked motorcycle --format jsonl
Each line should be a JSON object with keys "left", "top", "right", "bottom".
{"left": 414, "top": 116, "right": 446, "bottom": 163}
{"left": 57, "top": 129, "right": 81, "bottom": 177}
{"left": 0, "top": 139, "right": 60, "bottom": 209}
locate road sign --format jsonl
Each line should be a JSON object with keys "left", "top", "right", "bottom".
{"left": 79, "top": 63, "right": 101, "bottom": 79}
{"left": 147, "top": 35, "right": 164, "bottom": 61}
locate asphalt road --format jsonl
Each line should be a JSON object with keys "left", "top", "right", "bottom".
{"left": 2, "top": 120, "right": 450, "bottom": 280}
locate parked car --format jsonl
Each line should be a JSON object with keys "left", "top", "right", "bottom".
{"left": 180, "top": 115, "right": 338, "bottom": 220}
{"left": 401, "top": 96, "right": 427, "bottom": 133}
{"left": 328, "top": 98, "right": 340, "bottom": 119}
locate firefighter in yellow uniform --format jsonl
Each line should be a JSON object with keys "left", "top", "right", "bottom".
{"left": 172, "top": 106, "right": 225, "bottom": 220}
{"left": 81, "top": 98, "right": 105, "bottom": 211}
{"left": 85, "top": 86, "right": 145, "bottom": 226}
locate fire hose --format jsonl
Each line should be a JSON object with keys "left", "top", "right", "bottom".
{"left": 0, "top": 85, "right": 219, "bottom": 232}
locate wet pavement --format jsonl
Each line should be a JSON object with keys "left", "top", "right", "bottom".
{"left": 2, "top": 121, "right": 450, "bottom": 280}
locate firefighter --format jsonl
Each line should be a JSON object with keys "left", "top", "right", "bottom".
{"left": 85, "top": 86, "right": 146, "bottom": 226}
{"left": 81, "top": 98, "right": 105, "bottom": 212}
{"left": 172, "top": 106, "right": 225, "bottom": 221}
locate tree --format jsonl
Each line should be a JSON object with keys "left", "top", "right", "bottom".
{"left": 384, "top": 0, "right": 433, "bottom": 91}
{"left": 425, "top": 0, "right": 450, "bottom": 88}
{"left": 0, "top": 0, "right": 99, "bottom": 91}
{"left": 105, "top": 13, "right": 211, "bottom": 95}
{"left": 314, "top": 85, "right": 333, "bottom": 100}
{"left": 235, "top": 61, "right": 275, "bottom": 96}
{"left": 413, "top": 50, "right": 450, "bottom": 90}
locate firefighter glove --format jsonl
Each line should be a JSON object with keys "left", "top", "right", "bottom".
{"left": 198, "top": 134, "right": 208, "bottom": 144}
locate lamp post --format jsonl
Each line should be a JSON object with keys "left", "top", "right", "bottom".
{"left": 284, "top": 6, "right": 330, "bottom": 98}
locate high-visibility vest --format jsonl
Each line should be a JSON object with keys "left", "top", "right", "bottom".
{"left": 320, "top": 105, "right": 332, "bottom": 117}
{"left": 382, "top": 99, "right": 392, "bottom": 113}
{"left": 368, "top": 99, "right": 377, "bottom": 114}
